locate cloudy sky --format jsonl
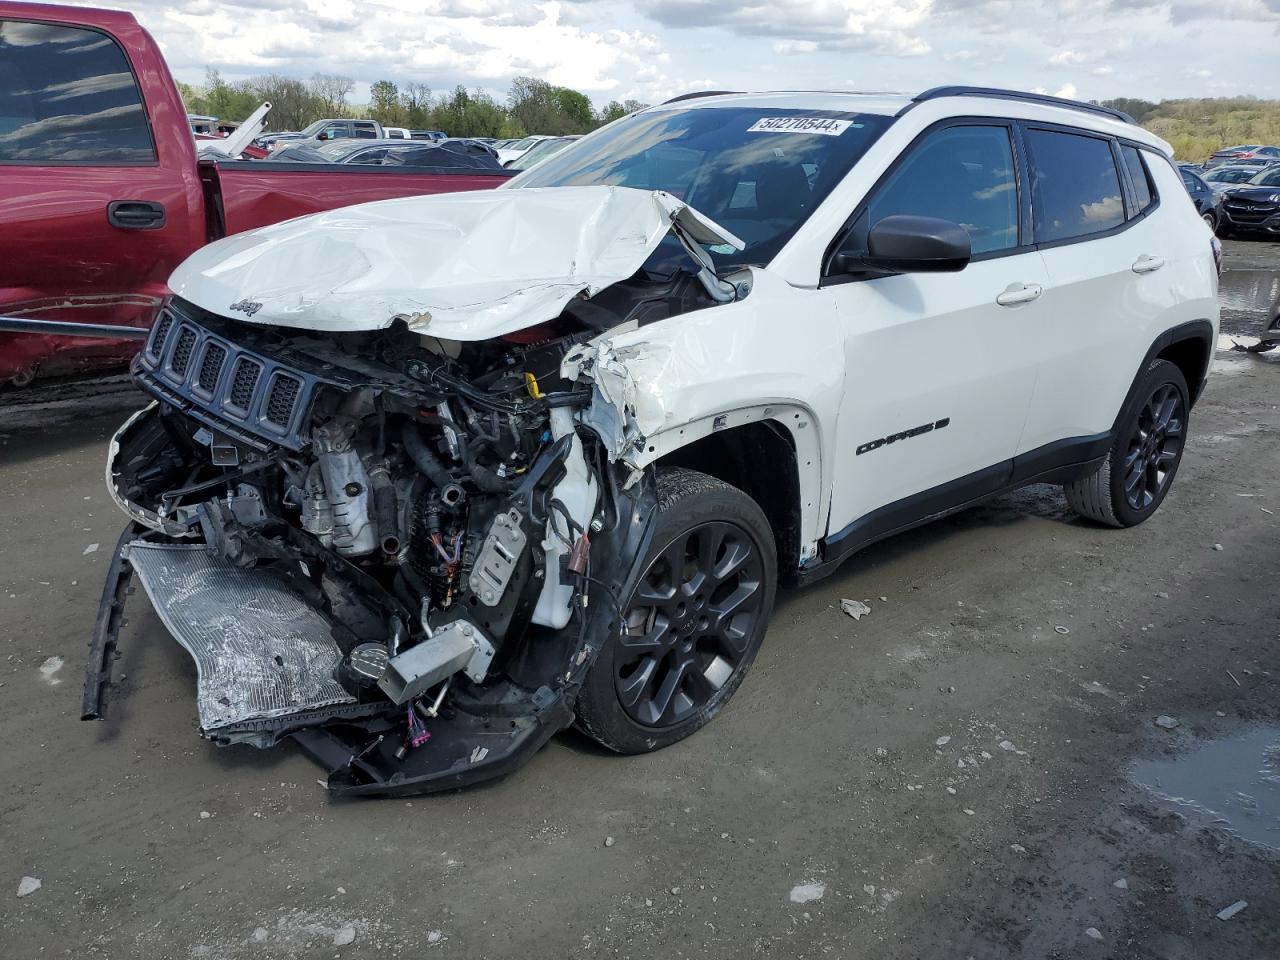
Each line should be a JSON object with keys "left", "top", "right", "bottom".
{"left": 94, "top": 0, "right": 1280, "bottom": 106}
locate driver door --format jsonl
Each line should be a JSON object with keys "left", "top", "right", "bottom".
{"left": 822, "top": 121, "right": 1047, "bottom": 540}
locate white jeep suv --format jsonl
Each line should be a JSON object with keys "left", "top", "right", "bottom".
{"left": 93, "top": 87, "right": 1219, "bottom": 795}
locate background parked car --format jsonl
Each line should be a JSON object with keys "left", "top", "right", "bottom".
{"left": 1202, "top": 163, "right": 1278, "bottom": 195}
{"left": 258, "top": 118, "right": 384, "bottom": 150}
{"left": 1180, "top": 166, "right": 1219, "bottom": 228}
{"left": 503, "top": 135, "right": 579, "bottom": 170}
{"left": 496, "top": 134, "right": 553, "bottom": 165}
{"left": 1218, "top": 164, "right": 1280, "bottom": 237}
{"left": 412, "top": 129, "right": 448, "bottom": 141}
{"left": 270, "top": 137, "right": 502, "bottom": 170}
{"left": 1204, "top": 144, "right": 1280, "bottom": 170}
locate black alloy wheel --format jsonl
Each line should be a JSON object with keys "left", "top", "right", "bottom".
{"left": 574, "top": 467, "right": 777, "bottom": 754}
{"left": 615, "top": 520, "right": 766, "bottom": 727}
{"left": 1122, "top": 382, "right": 1186, "bottom": 512}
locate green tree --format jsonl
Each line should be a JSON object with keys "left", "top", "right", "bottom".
{"left": 369, "top": 80, "right": 404, "bottom": 125}
{"left": 399, "top": 82, "right": 432, "bottom": 128}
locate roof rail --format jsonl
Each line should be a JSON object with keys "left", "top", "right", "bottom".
{"left": 662, "top": 90, "right": 741, "bottom": 105}
{"left": 911, "top": 86, "right": 1135, "bottom": 124}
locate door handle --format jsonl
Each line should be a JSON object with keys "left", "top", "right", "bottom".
{"left": 107, "top": 200, "right": 166, "bottom": 230}
{"left": 1131, "top": 254, "right": 1165, "bottom": 274}
{"left": 996, "top": 282, "right": 1043, "bottom": 307}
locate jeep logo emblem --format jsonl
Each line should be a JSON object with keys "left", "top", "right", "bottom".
{"left": 229, "top": 299, "right": 263, "bottom": 317}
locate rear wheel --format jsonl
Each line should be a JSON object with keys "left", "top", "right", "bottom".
{"left": 575, "top": 468, "right": 776, "bottom": 754}
{"left": 1064, "top": 359, "right": 1189, "bottom": 527}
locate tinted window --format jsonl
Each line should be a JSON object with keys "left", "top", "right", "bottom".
{"left": 1027, "top": 129, "right": 1124, "bottom": 242}
{"left": 868, "top": 125, "right": 1019, "bottom": 255}
{"left": 1253, "top": 167, "right": 1280, "bottom": 187}
{"left": 0, "top": 20, "right": 154, "bottom": 163}
{"left": 513, "top": 107, "right": 893, "bottom": 271}
{"left": 1120, "top": 146, "right": 1155, "bottom": 213}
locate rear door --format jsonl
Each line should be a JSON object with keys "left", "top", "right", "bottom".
{"left": 0, "top": 15, "right": 203, "bottom": 380}
{"left": 1017, "top": 127, "right": 1178, "bottom": 454}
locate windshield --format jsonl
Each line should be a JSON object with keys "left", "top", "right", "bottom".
{"left": 1250, "top": 167, "right": 1280, "bottom": 187}
{"left": 510, "top": 106, "right": 893, "bottom": 271}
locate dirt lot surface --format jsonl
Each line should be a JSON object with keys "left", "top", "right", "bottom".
{"left": 1, "top": 240, "right": 1277, "bottom": 959}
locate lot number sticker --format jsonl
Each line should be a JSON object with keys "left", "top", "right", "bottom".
{"left": 747, "top": 117, "right": 852, "bottom": 136}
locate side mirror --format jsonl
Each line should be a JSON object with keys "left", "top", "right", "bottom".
{"left": 316, "top": 132, "right": 329, "bottom": 141}
{"left": 834, "top": 215, "right": 972, "bottom": 275}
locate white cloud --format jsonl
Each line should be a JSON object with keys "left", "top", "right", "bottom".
{"left": 62, "top": 0, "right": 1280, "bottom": 108}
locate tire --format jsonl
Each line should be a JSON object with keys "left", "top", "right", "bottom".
{"left": 1064, "top": 358, "right": 1190, "bottom": 527}
{"left": 1202, "top": 211, "right": 1217, "bottom": 231}
{"left": 575, "top": 467, "right": 777, "bottom": 754}
{"left": 7, "top": 363, "right": 37, "bottom": 389}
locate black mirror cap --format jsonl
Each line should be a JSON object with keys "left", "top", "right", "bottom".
{"left": 848, "top": 215, "right": 973, "bottom": 275}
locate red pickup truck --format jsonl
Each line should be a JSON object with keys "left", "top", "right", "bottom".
{"left": 0, "top": 1, "right": 511, "bottom": 386}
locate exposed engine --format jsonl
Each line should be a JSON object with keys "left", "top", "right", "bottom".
{"left": 100, "top": 292, "right": 684, "bottom": 792}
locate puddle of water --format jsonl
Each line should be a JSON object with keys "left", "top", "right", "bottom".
{"left": 1219, "top": 269, "right": 1280, "bottom": 316}
{"left": 1130, "top": 726, "right": 1280, "bottom": 851}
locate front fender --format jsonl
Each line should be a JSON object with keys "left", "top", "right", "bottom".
{"left": 566, "top": 268, "right": 845, "bottom": 561}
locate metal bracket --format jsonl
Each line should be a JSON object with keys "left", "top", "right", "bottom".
{"left": 468, "top": 509, "right": 527, "bottom": 606}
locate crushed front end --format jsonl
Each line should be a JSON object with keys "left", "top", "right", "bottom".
{"left": 86, "top": 298, "right": 660, "bottom": 795}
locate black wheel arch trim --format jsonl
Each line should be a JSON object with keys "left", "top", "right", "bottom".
{"left": 1126, "top": 319, "right": 1214, "bottom": 414}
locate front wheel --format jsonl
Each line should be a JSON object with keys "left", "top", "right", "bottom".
{"left": 1202, "top": 211, "right": 1217, "bottom": 230}
{"left": 575, "top": 468, "right": 776, "bottom": 754}
{"left": 1064, "top": 358, "right": 1189, "bottom": 527}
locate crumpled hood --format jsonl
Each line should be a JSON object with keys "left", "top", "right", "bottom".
{"left": 169, "top": 185, "right": 743, "bottom": 341}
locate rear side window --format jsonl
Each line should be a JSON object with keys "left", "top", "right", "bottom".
{"left": 0, "top": 20, "right": 154, "bottom": 164}
{"left": 1120, "top": 145, "right": 1156, "bottom": 214}
{"left": 868, "top": 125, "right": 1019, "bottom": 255}
{"left": 1026, "top": 129, "right": 1124, "bottom": 243}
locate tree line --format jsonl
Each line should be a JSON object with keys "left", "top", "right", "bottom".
{"left": 178, "top": 69, "right": 648, "bottom": 137}
{"left": 1100, "top": 96, "right": 1280, "bottom": 163}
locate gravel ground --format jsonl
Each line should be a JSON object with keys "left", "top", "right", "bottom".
{"left": 0, "top": 239, "right": 1277, "bottom": 959}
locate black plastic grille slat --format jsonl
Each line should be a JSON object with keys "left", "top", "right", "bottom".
{"left": 229, "top": 359, "right": 262, "bottom": 409}
{"left": 133, "top": 302, "right": 324, "bottom": 452}
{"left": 197, "top": 343, "right": 227, "bottom": 393}
{"left": 171, "top": 327, "right": 197, "bottom": 376}
{"left": 264, "top": 375, "right": 301, "bottom": 426}
{"left": 150, "top": 313, "right": 174, "bottom": 357}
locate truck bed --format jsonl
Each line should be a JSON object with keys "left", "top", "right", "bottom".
{"left": 205, "top": 161, "right": 515, "bottom": 236}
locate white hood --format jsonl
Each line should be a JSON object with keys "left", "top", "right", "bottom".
{"left": 169, "top": 185, "right": 744, "bottom": 341}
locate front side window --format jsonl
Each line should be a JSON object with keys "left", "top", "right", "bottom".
{"left": 868, "top": 124, "right": 1019, "bottom": 255}
{"left": 1120, "top": 145, "right": 1156, "bottom": 214}
{"left": 0, "top": 19, "right": 154, "bottom": 164}
{"left": 512, "top": 106, "right": 893, "bottom": 271}
{"left": 1027, "top": 129, "right": 1125, "bottom": 243}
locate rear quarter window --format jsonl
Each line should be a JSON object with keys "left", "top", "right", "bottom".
{"left": 1026, "top": 128, "right": 1125, "bottom": 243}
{"left": 1120, "top": 145, "right": 1157, "bottom": 214}
{"left": 0, "top": 19, "right": 155, "bottom": 164}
